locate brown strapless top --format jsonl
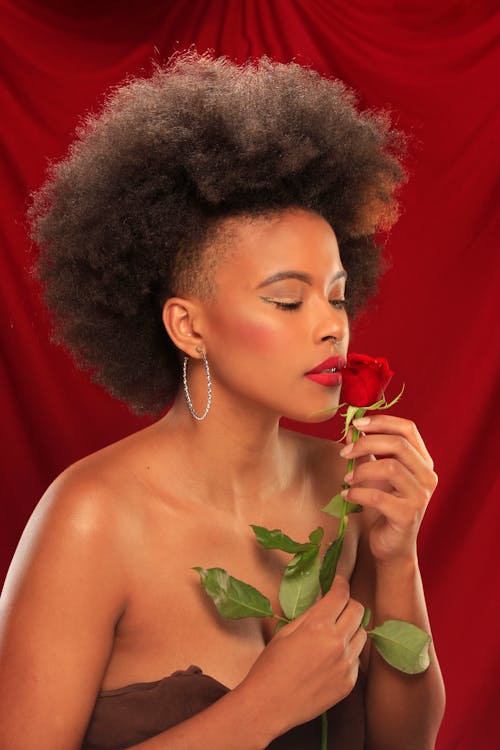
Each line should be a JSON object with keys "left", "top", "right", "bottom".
{"left": 82, "top": 665, "right": 365, "bottom": 749}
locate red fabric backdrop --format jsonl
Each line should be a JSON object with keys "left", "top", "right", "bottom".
{"left": 1, "top": 1, "right": 499, "bottom": 747}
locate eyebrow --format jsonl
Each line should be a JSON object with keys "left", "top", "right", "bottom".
{"left": 256, "top": 269, "right": 347, "bottom": 289}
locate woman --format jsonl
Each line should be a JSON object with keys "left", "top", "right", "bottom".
{"left": 0, "top": 52, "right": 445, "bottom": 749}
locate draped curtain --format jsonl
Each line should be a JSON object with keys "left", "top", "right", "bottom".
{"left": 1, "top": 2, "right": 499, "bottom": 748}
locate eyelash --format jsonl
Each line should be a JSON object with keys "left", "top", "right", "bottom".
{"left": 270, "top": 300, "right": 347, "bottom": 312}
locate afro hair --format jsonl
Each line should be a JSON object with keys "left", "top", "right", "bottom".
{"left": 30, "top": 50, "right": 406, "bottom": 415}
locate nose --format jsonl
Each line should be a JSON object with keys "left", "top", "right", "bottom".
{"left": 316, "top": 300, "right": 348, "bottom": 346}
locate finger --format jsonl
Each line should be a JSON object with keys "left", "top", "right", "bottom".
{"left": 346, "top": 424, "right": 371, "bottom": 445}
{"left": 320, "top": 574, "right": 351, "bottom": 620}
{"left": 342, "top": 428, "right": 374, "bottom": 466}
{"left": 347, "top": 628, "right": 368, "bottom": 659}
{"left": 347, "top": 425, "right": 370, "bottom": 445}
{"left": 287, "top": 575, "right": 350, "bottom": 635}
{"left": 345, "top": 457, "right": 432, "bottom": 500}
{"left": 335, "top": 598, "right": 366, "bottom": 641}
{"left": 341, "top": 433, "right": 436, "bottom": 490}
{"left": 342, "top": 485, "right": 422, "bottom": 528}
{"left": 352, "top": 415, "right": 434, "bottom": 468}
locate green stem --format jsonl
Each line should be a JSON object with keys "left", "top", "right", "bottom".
{"left": 319, "top": 423, "right": 361, "bottom": 749}
{"left": 338, "top": 426, "right": 359, "bottom": 536}
{"left": 273, "top": 614, "right": 290, "bottom": 624}
{"left": 321, "top": 711, "right": 328, "bottom": 750}
{"left": 321, "top": 418, "right": 365, "bottom": 750}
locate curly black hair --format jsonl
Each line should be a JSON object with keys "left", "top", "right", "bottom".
{"left": 29, "top": 51, "right": 406, "bottom": 415}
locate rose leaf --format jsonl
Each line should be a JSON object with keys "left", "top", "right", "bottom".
{"left": 360, "top": 607, "right": 371, "bottom": 629}
{"left": 322, "top": 493, "right": 362, "bottom": 518}
{"left": 286, "top": 546, "right": 319, "bottom": 574}
{"left": 319, "top": 536, "right": 344, "bottom": 595}
{"left": 367, "top": 619, "right": 431, "bottom": 674}
{"left": 308, "top": 526, "right": 324, "bottom": 545}
{"left": 251, "top": 525, "right": 314, "bottom": 554}
{"left": 193, "top": 567, "right": 273, "bottom": 619}
{"left": 279, "top": 548, "right": 321, "bottom": 620}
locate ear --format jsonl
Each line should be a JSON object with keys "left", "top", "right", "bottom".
{"left": 162, "top": 297, "right": 205, "bottom": 357}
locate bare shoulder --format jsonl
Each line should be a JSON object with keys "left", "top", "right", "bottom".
{"left": 0, "top": 436, "right": 151, "bottom": 749}
{"left": 1, "top": 419, "right": 172, "bottom": 616}
{"left": 1, "top": 448, "right": 132, "bottom": 618}
{"left": 20, "top": 441, "right": 132, "bottom": 548}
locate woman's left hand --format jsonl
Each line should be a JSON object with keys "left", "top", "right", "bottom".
{"left": 340, "top": 415, "right": 438, "bottom": 564}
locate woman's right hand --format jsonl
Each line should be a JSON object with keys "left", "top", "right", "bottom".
{"left": 236, "top": 575, "right": 367, "bottom": 737}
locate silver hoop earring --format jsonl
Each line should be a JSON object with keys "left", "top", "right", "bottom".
{"left": 182, "top": 350, "right": 212, "bottom": 421}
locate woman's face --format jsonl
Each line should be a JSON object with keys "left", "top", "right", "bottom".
{"left": 200, "top": 208, "right": 350, "bottom": 422}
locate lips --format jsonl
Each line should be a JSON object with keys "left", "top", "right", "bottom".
{"left": 305, "top": 356, "right": 346, "bottom": 387}
{"left": 306, "top": 356, "right": 346, "bottom": 375}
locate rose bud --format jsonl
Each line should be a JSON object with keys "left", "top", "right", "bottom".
{"left": 341, "top": 353, "right": 394, "bottom": 407}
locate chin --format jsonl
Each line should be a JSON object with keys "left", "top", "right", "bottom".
{"left": 299, "top": 411, "right": 339, "bottom": 424}
{"left": 280, "top": 401, "right": 341, "bottom": 425}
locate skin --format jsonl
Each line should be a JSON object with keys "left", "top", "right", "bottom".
{"left": 0, "top": 208, "right": 445, "bottom": 750}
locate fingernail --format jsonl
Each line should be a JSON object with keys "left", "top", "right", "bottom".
{"left": 340, "top": 443, "right": 353, "bottom": 457}
{"left": 353, "top": 417, "right": 371, "bottom": 427}
{"left": 341, "top": 489, "right": 349, "bottom": 498}
{"left": 344, "top": 471, "right": 354, "bottom": 483}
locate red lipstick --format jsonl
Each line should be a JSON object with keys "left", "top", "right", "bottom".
{"left": 305, "top": 356, "right": 345, "bottom": 387}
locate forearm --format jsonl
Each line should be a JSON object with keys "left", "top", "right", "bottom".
{"left": 365, "top": 556, "right": 445, "bottom": 750}
{"left": 126, "top": 680, "right": 278, "bottom": 750}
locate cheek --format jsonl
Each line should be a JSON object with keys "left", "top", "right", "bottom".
{"left": 234, "top": 316, "right": 284, "bottom": 351}
{"left": 210, "top": 305, "right": 290, "bottom": 353}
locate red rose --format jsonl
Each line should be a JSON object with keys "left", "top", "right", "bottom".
{"left": 341, "top": 353, "right": 394, "bottom": 407}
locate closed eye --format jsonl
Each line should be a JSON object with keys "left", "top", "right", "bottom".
{"left": 272, "top": 300, "right": 302, "bottom": 310}
{"left": 260, "top": 297, "right": 348, "bottom": 312}
{"left": 260, "top": 296, "right": 302, "bottom": 311}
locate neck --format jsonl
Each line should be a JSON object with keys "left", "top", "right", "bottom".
{"left": 158, "top": 392, "right": 300, "bottom": 517}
